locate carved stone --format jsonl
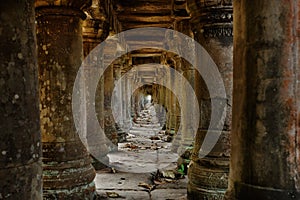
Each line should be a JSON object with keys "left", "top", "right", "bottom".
{"left": 187, "top": 0, "right": 233, "bottom": 199}
{"left": 227, "top": 1, "right": 300, "bottom": 199}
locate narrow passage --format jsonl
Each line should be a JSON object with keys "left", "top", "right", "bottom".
{"left": 95, "top": 102, "right": 188, "bottom": 199}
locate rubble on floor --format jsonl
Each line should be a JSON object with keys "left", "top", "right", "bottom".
{"left": 95, "top": 103, "right": 188, "bottom": 199}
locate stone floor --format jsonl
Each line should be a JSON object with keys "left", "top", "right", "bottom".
{"left": 95, "top": 103, "right": 188, "bottom": 199}
{"left": 95, "top": 169, "right": 187, "bottom": 200}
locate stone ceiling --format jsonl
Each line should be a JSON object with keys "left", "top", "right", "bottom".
{"left": 84, "top": 0, "right": 190, "bottom": 81}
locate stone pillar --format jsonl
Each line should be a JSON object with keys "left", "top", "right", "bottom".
{"left": 113, "top": 66, "right": 123, "bottom": 127}
{"left": 35, "top": 1, "right": 96, "bottom": 198}
{"left": 0, "top": 1, "right": 42, "bottom": 199}
{"left": 165, "top": 66, "right": 172, "bottom": 134}
{"left": 126, "top": 73, "right": 134, "bottom": 128}
{"left": 179, "top": 68, "right": 196, "bottom": 153}
{"left": 227, "top": 1, "right": 300, "bottom": 199}
{"left": 82, "top": 1, "right": 110, "bottom": 170}
{"left": 113, "top": 64, "right": 127, "bottom": 143}
{"left": 187, "top": 0, "right": 233, "bottom": 199}
{"left": 121, "top": 70, "right": 128, "bottom": 129}
{"left": 101, "top": 38, "right": 125, "bottom": 151}
{"left": 84, "top": 63, "right": 109, "bottom": 170}
{"left": 162, "top": 54, "right": 177, "bottom": 137}
{"left": 112, "top": 63, "right": 126, "bottom": 142}
{"left": 157, "top": 83, "right": 167, "bottom": 127}
{"left": 169, "top": 69, "right": 177, "bottom": 137}
{"left": 103, "top": 63, "right": 118, "bottom": 150}
{"left": 171, "top": 57, "right": 182, "bottom": 152}
{"left": 173, "top": 19, "right": 196, "bottom": 154}
{"left": 174, "top": 62, "right": 182, "bottom": 135}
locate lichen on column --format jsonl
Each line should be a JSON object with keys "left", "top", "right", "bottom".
{"left": 187, "top": 0, "right": 233, "bottom": 199}
{"left": 35, "top": 0, "right": 97, "bottom": 198}
{"left": 0, "top": 1, "right": 42, "bottom": 199}
{"left": 228, "top": 1, "right": 300, "bottom": 199}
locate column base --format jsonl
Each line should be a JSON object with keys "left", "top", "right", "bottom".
{"left": 187, "top": 185, "right": 226, "bottom": 200}
{"left": 0, "top": 162, "right": 42, "bottom": 200}
{"left": 91, "top": 155, "right": 109, "bottom": 170}
{"left": 43, "top": 141, "right": 96, "bottom": 200}
{"left": 177, "top": 139, "right": 194, "bottom": 156}
{"left": 235, "top": 182, "right": 300, "bottom": 200}
{"left": 43, "top": 182, "right": 96, "bottom": 200}
{"left": 187, "top": 158, "right": 229, "bottom": 200}
{"left": 170, "top": 130, "right": 179, "bottom": 153}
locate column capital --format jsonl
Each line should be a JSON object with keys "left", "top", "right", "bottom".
{"left": 35, "top": 0, "right": 92, "bottom": 19}
{"left": 83, "top": 0, "right": 109, "bottom": 42}
{"left": 187, "top": 0, "right": 233, "bottom": 38}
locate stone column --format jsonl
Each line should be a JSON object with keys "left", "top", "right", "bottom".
{"left": 126, "top": 73, "right": 134, "bottom": 129}
{"left": 121, "top": 70, "right": 128, "bottom": 129}
{"left": 113, "top": 66, "right": 123, "bottom": 127}
{"left": 165, "top": 66, "right": 172, "bottom": 134}
{"left": 170, "top": 67, "right": 177, "bottom": 137}
{"left": 174, "top": 19, "right": 196, "bottom": 154}
{"left": 113, "top": 63, "right": 127, "bottom": 143}
{"left": 227, "top": 1, "right": 300, "bottom": 199}
{"left": 159, "top": 54, "right": 168, "bottom": 130}
{"left": 82, "top": 1, "right": 110, "bottom": 170}
{"left": 103, "top": 63, "right": 118, "bottom": 150}
{"left": 0, "top": 1, "right": 42, "bottom": 199}
{"left": 157, "top": 83, "right": 167, "bottom": 127}
{"left": 171, "top": 57, "right": 182, "bottom": 152}
{"left": 35, "top": 1, "right": 96, "bottom": 198}
{"left": 175, "top": 62, "right": 182, "bottom": 135}
{"left": 162, "top": 55, "right": 177, "bottom": 137}
{"left": 101, "top": 38, "right": 125, "bottom": 151}
{"left": 187, "top": 0, "right": 233, "bottom": 199}
{"left": 179, "top": 68, "right": 196, "bottom": 153}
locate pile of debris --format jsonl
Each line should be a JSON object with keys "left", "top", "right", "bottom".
{"left": 134, "top": 102, "right": 160, "bottom": 125}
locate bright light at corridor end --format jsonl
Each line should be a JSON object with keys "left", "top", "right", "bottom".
{"left": 146, "top": 95, "right": 152, "bottom": 102}
{"left": 72, "top": 27, "right": 227, "bottom": 173}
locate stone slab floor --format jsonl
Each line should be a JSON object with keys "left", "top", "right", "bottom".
{"left": 95, "top": 104, "right": 188, "bottom": 199}
{"left": 95, "top": 169, "right": 187, "bottom": 200}
{"left": 94, "top": 130, "right": 188, "bottom": 200}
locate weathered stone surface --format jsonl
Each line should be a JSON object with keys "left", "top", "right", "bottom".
{"left": 4, "top": 1, "right": 300, "bottom": 200}
{"left": 95, "top": 172, "right": 152, "bottom": 190}
{"left": 227, "top": 0, "right": 300, "bottom": 199}
{"left": 151, "top": 189, "right": 187, "bottom": 200}
{"left": 96, "top": 190, "right": 150, "bottom": 200}
{"left": 82, "top": 2, "right": 111, "bottom": 170}
{"left": 0, "top": 1, "right": 42, "bottom": 199}
{"left": 82, "top": 0, "right": 108, "bottom": 57}
{"left": 187, "top": 0, "right": 233, "bottom": 199}
{"left": 103, "top": 64, "right": 119, "bottom": 150}
{"left": 35, "top": 2, "right": 96, "bottom": 199}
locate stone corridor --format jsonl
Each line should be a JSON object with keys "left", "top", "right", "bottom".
{"left": 1, "top": 0, "right": 300, "bottom": 200}
{"left": 95, "top": 102, "right": 187, "bottom": 199}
